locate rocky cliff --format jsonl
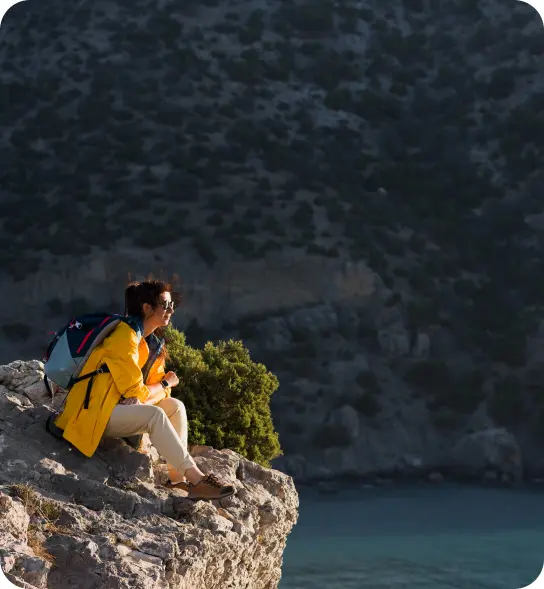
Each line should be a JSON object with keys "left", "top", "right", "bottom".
{"left": 238, "top": 302, "right": 528, "bottom": 486}
{"left": 1, "top": 0, "right": 544, "bottom": 496}
{"left": 0, "top": 361, "right": 299, "bottom": 589}
{"left": 0, "top": 247, "right": 381, "bottom": 367}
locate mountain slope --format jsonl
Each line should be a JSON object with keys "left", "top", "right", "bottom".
{"left": 2, "top": 0, "right": 544, "bottom": 477}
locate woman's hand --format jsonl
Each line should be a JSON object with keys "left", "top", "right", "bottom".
{"left": 119, "top": 397, "right": 141, "bottom": 405}
{"left": 164, "top": 371, "right": 179, "bottom": 388}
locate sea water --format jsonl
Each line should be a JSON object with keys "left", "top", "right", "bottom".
{"left": 280, "top": 484, "right": 544, "bottom": 588}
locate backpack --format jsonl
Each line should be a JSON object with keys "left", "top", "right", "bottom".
{"left": 43, "top": 313, "right": 143, "bottom": 439}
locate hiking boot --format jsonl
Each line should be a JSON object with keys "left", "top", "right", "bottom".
{"left": 166, "top": 480, "right": 192, "bottom": 492}
{"left": 187, "top": 474, "right": 236, "bottom": 501}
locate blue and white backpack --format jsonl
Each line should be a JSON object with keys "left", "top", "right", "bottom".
{"left": 43, "top": 313, "right": 143, "bottom": 439}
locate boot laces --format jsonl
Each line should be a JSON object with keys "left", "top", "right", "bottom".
{"left": 203, "top": 474, "right": 223, "bottom": 488}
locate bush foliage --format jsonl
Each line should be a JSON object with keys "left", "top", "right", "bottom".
{"left": 164, "top": 325, "right": 282, "bottom": 467}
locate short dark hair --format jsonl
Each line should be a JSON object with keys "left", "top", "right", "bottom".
{"left": 124, "top": 274, "right": 182, "bottom": 358}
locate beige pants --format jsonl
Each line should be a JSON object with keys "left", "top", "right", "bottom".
{"left": 102, "top": 397, "right": 196, "bottom": 475}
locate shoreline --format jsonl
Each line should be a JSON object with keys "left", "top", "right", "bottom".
{"left": 291, "top": 470, "right": 544, "bottom": 496}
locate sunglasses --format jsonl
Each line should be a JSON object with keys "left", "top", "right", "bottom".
{"left": 157, "top": 300, "right": 175, "bottom": 312}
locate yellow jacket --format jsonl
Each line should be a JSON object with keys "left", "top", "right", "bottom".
{"left": 54, "top": 321, "right": 170, "bottom": 457}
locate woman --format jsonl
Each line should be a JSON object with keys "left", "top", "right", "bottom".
{"left": 54, "top": 278, "right": 235, "bottom": 501}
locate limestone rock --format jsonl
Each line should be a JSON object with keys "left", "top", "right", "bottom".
{"left": 450, "top": 428, "right": 523, "bottom": 482}
{"left": 97, "top": 437, "right": 155, "bottom": 484}
{"left": 377, "top": 325, "right": 411, "bottom": 358}
{"left": 0, "top": 491, "right": 31, "bottom": 549}
{"left": 9, "top": 554, "right": 50, "bottom": 589}
{"left": 464, "top": 405, "right": 495, "bottom": 434}
{"left": 328, "top": 405, "right": 359, "bottom": 443}
{"left": 305, "top": 402, "right": 446, "bottom": 481}
{"left": 286, "top": 304, "right": 338, "bottom": 338}
{"left": 428, "top": 327, "right": 457, "bottom": 359}
{"left": 253, "top": 317, "right": 292, "bottom": 352}
{"left": 0, "top": 491, "right": 51, "bottom": 588}
{"left": 272, "top": 454, "right": 307, "bottom": 480}
{"left": 412, "top": 332, "right": 430, "bottom": 358}
{"left": 0, "top": 361, "right": 49, "bottom": 405}
{"left": 0, "top": 361, "right": 299, "bottom": 589}
{"left": 334, "top": 304, "right": 361, "bottom": 339}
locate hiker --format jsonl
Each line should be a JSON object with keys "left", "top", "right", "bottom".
{"left": 53, "top": 279, "right": 235, "bottom": 501}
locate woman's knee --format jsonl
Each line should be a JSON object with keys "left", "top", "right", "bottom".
{"left": 172, "top": 398, "right": 186, "bottom": 412}
{"left": 146, "top": 404, "right": 167, "bottom": 423}
{"left": 160, "top": 396, "right": 185, "bottom": 413}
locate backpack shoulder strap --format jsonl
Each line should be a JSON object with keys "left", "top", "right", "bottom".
{"left": 141, "top": 334, "right": 165, "bottom": 383}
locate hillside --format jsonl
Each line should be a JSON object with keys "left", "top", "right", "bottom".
{"left": 2, "top": 0, "right": 544, "bottom": 481}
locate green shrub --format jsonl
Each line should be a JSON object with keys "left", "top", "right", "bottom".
{"left": 408, "top": 232, "right": 426, "bottom": 253}
{"left": 285, "top": 421, "right": 304, "bottom": 436}
{"left": 290, "top": 358, "right": 316, "bottom": 378}
{"left": 280, "top": 2, "right": 335, "bottom": 35}
{"left": 385, "top": 292, "right": 403, "bottom": 307}
{"left": 209, "top": 195, "right": 235, "bottom": 214}
{"left": 207, "top": 212, "right": 224, "bottom": 227}
{"left": 228, "top": 235, "right": 255, "bottom": 256}
{"left": 262, "top": 215, "right": 283, "bottom": 233}
{"left": 488, "top": 374, "right": 524, "bottom": 425}
{"left": 390, "top": 82, "right": 409, "bottom": 97}
{"left": 488, "top": 68, "right": 516, "bottom": 100}
{"left": 432, "top": 408, "right": 463, "bottom": 431}
{"left": 290, "top": 341, "right": 318, "bottom": 358}
{"left": 532, "top": 406, "right": 544, "bottom": 440}
{"left": 352, "top": 391, "right": 381, "bottom": 417}
{"left": 381, "top": 274, "right": 395, "bottom": 289}
{"left": 311, "top": 422, "right": 352, "bottom": 449}
{"left": 192, "top": 236, "right": 217, "bottom": 267}
{"left": 405, "top": 360, "right": 484, "bottom": 414}
{"left": 406, "top": 301, "right": 438, "bottom": 327}
{"left": 381, "top": 234, "right": 404, "bottom": 257}
{"left": 525, "top": 367, "right": 544, "bottom": 405}
{"left": 367, "top": 247, "right": 388, "bottom": 274}
{"left": 453, "top": 278, "right": 479, "bottom": 298}
{"left": 408, "top": 266, "right": 434, "bottom": 295}
{"left": 292, "top": 202, "right": 314, "bottom": 228}
{"left": 393, "top": 266, "right": 408, "bottom": 278}
{"left": 260, "top": 239, "right": 282, "bottom": 254}
{"left": 487, "top": 327, "right": 528, "bottom": 367}
{"left": 231, "top": 219, "right": 256, "bottom": 235}
{"left": 324, "top": 87, "right": 352, "bottom": 111}
{"left": 214, "top": 22, "right": 239, "bottom": 34}
{"left": 427, "top": 369, "right": 485, "bottom": 415}
{"left": 238, "top": 10, "right": 265, "bottom": 44}
{"left": 305, "top": 243, "right": 327, "bottom": 255}
{"left": 356, "top": 370, "right": 381, "bottom": 393}
{"left": 165, "top": 327, "right": 282, "bottom": 467}
{"left": 404, "top": 360, "right": 451, "bottom": 391}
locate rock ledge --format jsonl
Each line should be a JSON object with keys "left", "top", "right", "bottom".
{"left": 0, "top": 360, "right": 299, "bottom": 589}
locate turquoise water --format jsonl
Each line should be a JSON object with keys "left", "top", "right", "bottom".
{"left": 281, "top": 484, "right": 544, "bottom": 588}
